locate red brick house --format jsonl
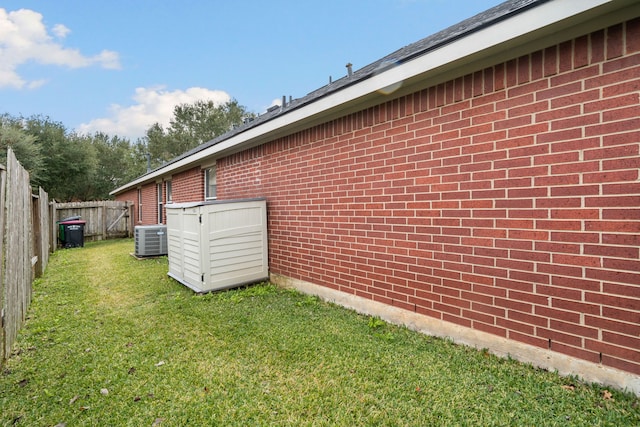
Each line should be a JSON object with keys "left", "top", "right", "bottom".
{"left": 112, "top": 0, "right": 640, "bottom": 393}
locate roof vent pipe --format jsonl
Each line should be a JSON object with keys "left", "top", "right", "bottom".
{"left": 346, "top": 62, "right": 353, "bottom": 78}
{"left": 282, "top": 95, "right": 286, "bottom": 108}
{"left": 146, "top": 153, "right": 151, "bottom": 173}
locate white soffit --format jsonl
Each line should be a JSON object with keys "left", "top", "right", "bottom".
{"left": 112, "top": 0, "right": 619, "bottom": 194}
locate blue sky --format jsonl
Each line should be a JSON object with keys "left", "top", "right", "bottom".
{"left": 1, "top": 0, "right": 503, "bottom": 141}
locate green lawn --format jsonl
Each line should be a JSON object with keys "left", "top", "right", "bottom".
{"left": 1, "top": 239, "right": 638, "bottom": 426}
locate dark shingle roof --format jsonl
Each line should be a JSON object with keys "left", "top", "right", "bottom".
{"left": 143, "top": 0, "right": 548, "bottom": 176}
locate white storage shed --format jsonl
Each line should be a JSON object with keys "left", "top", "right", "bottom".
{"left": 165, "top": 198, "right": 268, "bottom": 293}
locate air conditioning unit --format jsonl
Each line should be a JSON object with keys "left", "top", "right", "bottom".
{"left": 135, "top": 225, "right": 168, "bottom": 257}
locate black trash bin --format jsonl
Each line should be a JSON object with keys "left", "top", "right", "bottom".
{"left": 58, "top": 218, "right": 86, "bottom": 248}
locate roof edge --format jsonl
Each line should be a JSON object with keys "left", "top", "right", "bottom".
{"left": 111, "top": 0, "right": 623, "bottom": 196}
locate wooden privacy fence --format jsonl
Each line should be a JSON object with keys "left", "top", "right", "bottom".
{"left": 52, "top": 200, "right": 133, "bottom": 246}
{"left": 1, "top": 149, "right": 51, "bottom": 366}
{"left": 0, "top": 149, "right": 134, "bottom": 367}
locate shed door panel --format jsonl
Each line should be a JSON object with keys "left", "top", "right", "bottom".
{"left": 180, "top": 208, "right": 203, "bottom": 288}
{"left": 202, "top": 201, "right": 268, "bottom": 290}
{"left": 167, "top": 206, "right": 203, "bottom": 290}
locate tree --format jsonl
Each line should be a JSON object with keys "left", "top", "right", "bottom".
{"left": 17, "top": 115, "right": 97, "bottom": 201}
{"left": 143, "top": 122, "right": 172, "bottom": 167}
{"left": 143, "top": 99, "right": 254, "bottom": 168}
{"left": 91, "top": 132, "right": 147, "bottom": 198}
{"left": 0, "top": 114, "right": 45, "bottom": 186}
{"left": 50, "top": 132, "right": 98, "bottom": 201}
{"left": 0, "top": 98, "right": 255, "bottom": 200}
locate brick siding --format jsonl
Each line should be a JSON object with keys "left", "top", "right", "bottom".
{"left": 139, "top": 184, "right": 158, "bottom": 225}
{"left": 215, "top": 19, "right": 640, "bottom": 375}
{"left": 171, "top": 167, "right": 204, "bottom": 203}
{"left": 118, "top": 168, "right": 205, "bottom": 224}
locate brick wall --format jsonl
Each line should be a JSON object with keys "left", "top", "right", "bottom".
{"left": 218, "top": 19, "right": 640, "bottom": 376}
{"left": 115, "top": 168, "right": 205, "bottom": 224}
{"left": 171, "top": 167, "right": 204, "bottom": 203}
{"left": 118, "top": 186, "right": 159, "bottom": 225}
{"left": 139, "top": 184, "right": 158, "bottom": 225}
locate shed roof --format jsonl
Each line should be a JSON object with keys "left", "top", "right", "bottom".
{"left": 111, "top": 0, "right": 628, "bottom": 195}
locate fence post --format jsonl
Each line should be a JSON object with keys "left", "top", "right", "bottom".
{"left": 35, "top": 188, "right": 49, "bottom": 274}
{"left": 101, "top": 205, "right": 107, "bottom": 241}
{"left": 129, "top": 202, "right": 135, "bottom": 237}
{"left": 31, "top": 194, "right": 41, "bottom": 278}
{"left": 51, "top": 200, "right": 57, "bottom": 251}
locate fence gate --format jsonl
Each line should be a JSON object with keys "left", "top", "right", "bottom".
{"left": 53, "top": 200, "right": 133, "bottom": 245}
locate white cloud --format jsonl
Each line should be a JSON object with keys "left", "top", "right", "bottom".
{"left": 52, "top": 23, "right": 70, "bottom": 38}
{"left": 0, "top": 8, "right": 121, "bottom": 89}
{"left": 77, "top": 86, "right": 232, "bottom": 141}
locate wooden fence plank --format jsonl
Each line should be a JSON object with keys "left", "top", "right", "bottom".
{"left": 34, "top": 188, "right": 50, "bottom": 278}
{"left": 40, "top": 187, "right": 50, "bottom": 273}
{"left": 0, "top": 150, "right": 131, "bottom": 366}
{"left": 0, "top": 164, "right": 5, "bottom": 363}
{"left": 31, "top": 194, "right": 40, "bottom": 277}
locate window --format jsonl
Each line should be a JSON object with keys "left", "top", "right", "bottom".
{"left": 166, "top": 180, "right": 173, "bottom": 204}
{"left": 137, "top": 188, "right": 142, "bottom": 222}
{"left": 157, "top": 183, "right": 163, "bottom": 223}
{"left": 204, "top": 164, "right": 217, "bottom": 200}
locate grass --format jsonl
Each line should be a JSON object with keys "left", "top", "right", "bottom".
{"left": 1, "top": 239, "right": 638, "bottom": 426}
